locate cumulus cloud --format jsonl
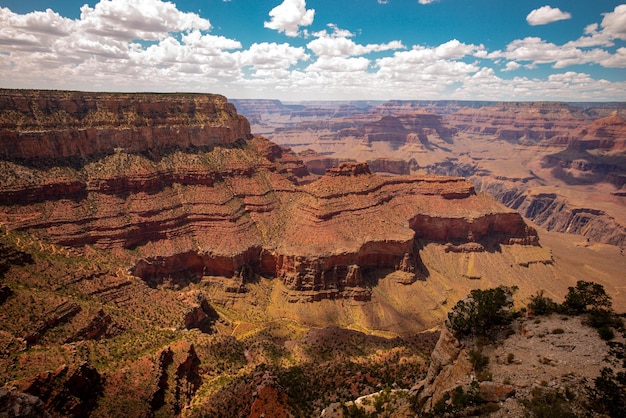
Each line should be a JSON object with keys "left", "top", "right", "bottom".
{"left": 492, "top": 35, "right": 626, "bottom": 69}
{"left": 375, "top": 40, "right": 482, "bottom": 85}
{"left": 569, "top": 4, "right": 626, "bottom": 48}
{"left": 0, "top": 7, "right": 74, "bottom": 52}
{"left": 0, "top": 0, "right": 624, "bottom": 101}
{"left": 601, "top": 4, "right": 626, "bottom": 40}
{"left": 526, "top": 6, "right": 571, "bottom": 26}
{"left": 240, "top": 42, "right": 309, "bottom": 70}
{"left": 307, "top": 56, "right": 370, "bottom": 73}
{"left": 264, "top": 0, "right": 315, "bottom": 37}
{"left": 78, "top": 0, "right": 210, "bottom": 40}
{"left": 502, "top": 61, "right": 521, "bottom": 72}
{"left": 307, "top": 24, "right": 404, "bottom": 57}
{"left": 0, "top": 1, "right": 244, "bottom": 92}
{"left": 418, "top": 0, "right": 437, "bottom": 4}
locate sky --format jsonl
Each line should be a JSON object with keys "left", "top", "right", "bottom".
{"left": 0, "top": 0, "right": 625, "bottom": 101}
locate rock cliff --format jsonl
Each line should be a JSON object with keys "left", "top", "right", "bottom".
{"left": 446, "top": 102, "right": 592, "bottom": 142}
{"left": 0, "top": 89, "right": 250, "bottom": 161}
{"left": 0, "top": 90, "right": 538, "bottom": 303}
{"left": 542, "top": 114, "right": 626, "bottom": 188}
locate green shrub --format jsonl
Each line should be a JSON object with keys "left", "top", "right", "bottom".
{"left": 506, "top": 353, "right": 515, "bottom": 364}
{"left": 522, "top": 387, "right": 577, "bottom": 418}
{"left": 562, "top": 281, "right": 612, "bottom": 315}
{"left": 528, "top": 290, "right": 559, "bottom": 316}
{"left": 429, "top": 383, "right": 484, "bottom": 417}
{"left": 598, "top": 326, "right": 615, "bottom": 341}
{"left": 468, "top": 347, "right": 489, "bottom": 372}
{"left": 588, "top": 367, "right": 626, "bottom": 418}
{"left": 585, "top": 308, "right": 623, "bottom": 329}
{"left": 447, "top": 286, "right": 518, "bottom": 339}
{"left": 552, "top": 328, "right": 565, "bottom": 335}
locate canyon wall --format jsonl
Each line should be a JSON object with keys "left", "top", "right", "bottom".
{"left": 0, "top": 89, "right": 251, "bottom": 160}
{"left": 233, "top": 99, "right": 626, "bottom": 248}
{"left": 0, "top": 90, "right": 539, "bottom": 301}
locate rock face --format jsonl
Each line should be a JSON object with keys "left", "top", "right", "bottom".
{"left": 446, "top": 102, "right": 592, "bottom": 141}
{"left": 0, "top": 89, "right": 250, "bottom": 161}
{"left": 0, "top": 388, "right": 50, "bottom": 418}
{"left": 412, "top": 325, "right": 470, "bottom": 411}
{"left": 543, "top": 114, "right": 626, "bottom": 188}
{"left": 24, "top": 301, "right": 82, "bottom": 345}
{"left": 0, "top": 90, "right": 538, "bottom": 302}
{"left": 476, "top": 184, "right": 626, "bottom": 247}
{"left": 17, "top": 362, "right": 103, "bottom": 417}
{"left": 236, "top": 98, "right": 626, "bottom": 248}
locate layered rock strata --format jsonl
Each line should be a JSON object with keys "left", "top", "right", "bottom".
{"left": 542, "top": 114, "right": 626, "bottom": 188}
{"left": 446, "top": 102, "right": 592, "bottom": 141}
{"left": 0, "top": 89, "right": 250, "bottom": 160}
{"left": 0, "top": 90, "right": 538, "bottom": 301}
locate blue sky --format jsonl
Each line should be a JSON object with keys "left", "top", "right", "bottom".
{"left": 1, "top": 0, "right": 625, "bottom": 101}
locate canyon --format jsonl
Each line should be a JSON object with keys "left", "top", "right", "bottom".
{"left": 0, "top": 90, "right": 625, "bottom": 417}
{"left": 236, "top": 99, "right": 626, "bottom": 248}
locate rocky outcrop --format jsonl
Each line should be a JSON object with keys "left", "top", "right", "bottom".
{"left": 473, "top": 178, "right": 626, "bottom": 247}
{"left": 174, "top": 345, "right": 202, "bottom": 415}
{"left": 149, "top": 348, "right": 174, "bottom": 412}
{"left": 0, "top": 284, "right": 11, "bottom": 304}
{"left": 24, "top": 301, "right": 82, "bottom": 345}
{"left": 542, "top": 114, "right": 626, "bottom": 187}
{"left": 17, "top": 362, "right": 103, "bottom": 417}
{"left": 0, "top": 89, "right": 250, "bottom": 161}
{"left": 411, "top": 326, "right": 469, "bottom": 410}
{"left": 0, "top": 241, "right": 33, "bottom": 279}
{"left": 66, "top": 309, "right": 123, "bottom": 343}
{"left": 183, "top": 294, "right": 219, "bottom": 333}
{"left": 0, "top": 388, "right": 50, "bottom": 418}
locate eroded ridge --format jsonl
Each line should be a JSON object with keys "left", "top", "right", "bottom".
{"left": 0, "top": 91, "right": 538, "bottom": 301}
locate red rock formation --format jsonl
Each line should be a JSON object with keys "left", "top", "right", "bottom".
{"left": 66, "top": 309, "right": 123, "bottom": 343}
{"left": 0, "top": 89, "right": 250, "bottom": 160}
{"left": 0, "top": 90, "right": 539, "bottom": 302}
{"left": 18, "top": 362, "right": 103, "bottom": 417}
{"left": 542, "top": 114, "right": 626, "bottom": 187}
{"left": 446, "top": 102, "right": 592, "bottom": 141}
{"left": 24, "top": 301, "right": 82, "bottom": 345}
{"left": 551, "top": 113, "right": 626, "bottom": 151}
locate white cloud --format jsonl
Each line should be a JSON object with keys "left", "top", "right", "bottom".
{"left": 0, "top": 1, "right": 624, "bottom": 101}
{"left": 0, "top": 1, "right": 242, "bottom": 93}
{"left": 567, "top": 5, "right": 626, "bottom": 48}
{"left": 526, "top": 6, "right": 571, "bottom": 26}
{"left": 375, "top": 41, "right": 481, "bottom": 85}
{"left": 307, "top": 56, "right": 370, "bottom": 72}
{"left": 418, "top": 0, "right": 437, "bottom": 4}
{"left": 491, "top": 37, "right": 623, "bottom": 69}
{"left": 264, "top": 0, "right": 315, "bottom": 37}
{"left": 502, "top": 61, "right": 521, "bottom": 72}
{"left": 307, "top": 24, "right": 404, "bottom": 57}
{"left": 434, "top": 39, "right": 484, "bottom": 59}
{"left": 0, "top": 7, "right": 75, "bottom": 52}
{"left": 599, "top": 47, "right": 626, "bottom": 68}
{"left": 78, "top": 0, "right": 210, "bottom": 41}
{"left": 240, "top": 42, "right": 309, "bottom": 70}
{"left": 601, "top": 4, "right": 626, "bottom": 40}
